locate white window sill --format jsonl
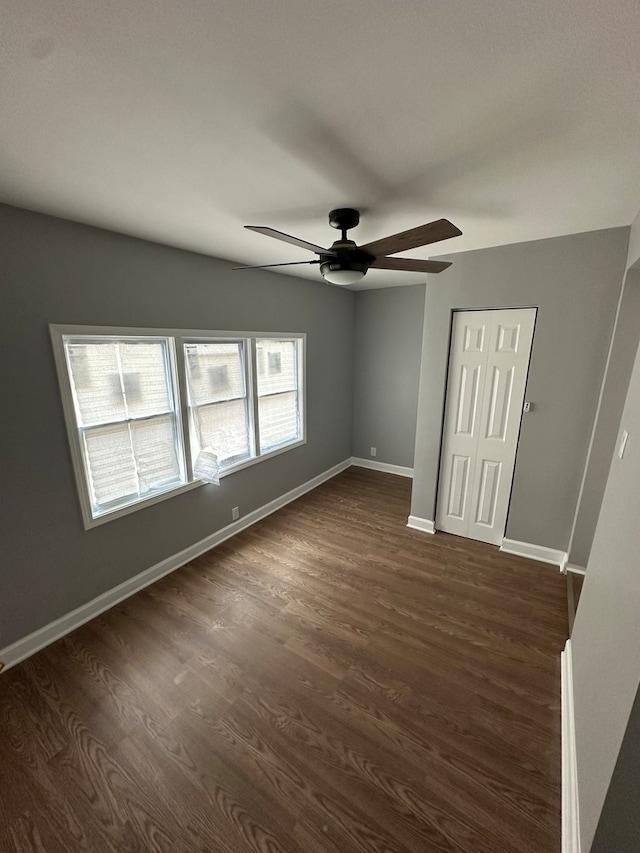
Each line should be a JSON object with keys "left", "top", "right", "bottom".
{"left": 83, "top": 436, "right": 307, "bottom": 529}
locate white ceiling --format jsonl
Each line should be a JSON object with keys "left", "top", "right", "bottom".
{"left": 2, "top": 0, "right": 639, "bottom": 289}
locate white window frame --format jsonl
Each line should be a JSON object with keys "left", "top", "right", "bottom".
{"left": 182, "top": 336, "right": 256, "bottom": 472}
{"left": 182, "top": 334, "right": 306, "bottom": 477}
{"left": 254, "top": 337, "right": 305, "bottom": 456}
{"left": 50, "top": 325, "right": 306, "bottom": 529}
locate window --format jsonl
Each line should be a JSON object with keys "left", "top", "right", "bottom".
{"left": 256, "top": 339, "right": 302, "bottom": 453}
{"left": 184, "top": 336, "right": 304, "bottom": 472}
{"left": 58, "top": 334, "right": 187, "bottom": 522}
{"left": 51, "top": 326, "right": 305, "bottom": 528}
{"left": 184, "top": 340, "right": 253, "bottom": 468}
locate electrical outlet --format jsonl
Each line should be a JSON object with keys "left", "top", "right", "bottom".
{"left": 232, "top": 506, "right": 240, "bottom": 521}
{"left": 370, "top": 446, "right": 377, "bottom": 457}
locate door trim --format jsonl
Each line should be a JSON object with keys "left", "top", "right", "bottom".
{"left": 434, "top": 306, "right": 538, "bottom": 542}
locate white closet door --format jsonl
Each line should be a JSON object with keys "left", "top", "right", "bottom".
{"left": 436, "top": 313, "right": 490, "bottom": 539}
{"left": 436, "top": 308, "right": 536, "bottom": 545}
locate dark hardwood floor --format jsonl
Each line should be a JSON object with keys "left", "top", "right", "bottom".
{"left": 0, "top": 468, "right": 568, "bottom": 852}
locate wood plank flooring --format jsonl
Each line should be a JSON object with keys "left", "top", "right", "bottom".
{"left": 0, "top": 468, "right": 568, "bottom": 852}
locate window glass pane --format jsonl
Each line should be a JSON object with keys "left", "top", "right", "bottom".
{"left": 194, "top": 400, "right": 251, "bottom": 465}
{"left": 256, "top": 339, "right": 301, "bottom": 453}
{"left": 83, "top": 423, "right": 137, "bottom": 508}
{"left": 185, "top": 342, "right": 246, "bottom": 405}
{"left": 84, "top": 417, "right": 182, "bottom": 513}
{"left": 66, "top": 340, "right": 173, "bottom": 425}
{"left": 256, "top": 340, "right": 297, "bottom": 396}
{"left": 258, "top": 391, "right": 300, "bottom": 452}
{"left": 66, "top": 342, "right": 126, "bottom": 426}
{"left": 130, "top": 415, "right": 182, "bottom": 493}
{"left": 119, "top": 342, "right": 172, "bottom": 419}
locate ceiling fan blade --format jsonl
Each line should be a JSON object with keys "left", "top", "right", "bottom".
{"left": 370, "top": 257, "right": 452, "bottom": 274}
{"left": 265, "top": 105, "right": 391, "bottom": 205}
{"left": 233, "top": 260, "right": 320, "bottom": 270}
{"left": 361, "top": 219, "right": 462, "bottom": 258}
{"left": 245, "top": 226, "right": 334, "bottom": 255}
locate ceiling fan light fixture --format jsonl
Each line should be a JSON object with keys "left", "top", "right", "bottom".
{"left": 321, "top": 267, "right": 366, "bottom": 286}
{"left": 320, "top": 253, "right": 369, "bottom": 286}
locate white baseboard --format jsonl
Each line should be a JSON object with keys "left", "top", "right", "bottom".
{"left": 566, "top": 564, "right": 587, "bottom": 576}
{"left": 561, "top": 640, "right": 581, "bottom": 853}
{"left": 0, "top": 458, "right": 351, "bottom": 673}
{"left": 350, "top": 457, "right": 413, "bottom": 478}
{"left": 406, "top": 515, "right": 435, "bottom": 534}
{"left": 500, "top": 538, "right": 568, "bottom": 570}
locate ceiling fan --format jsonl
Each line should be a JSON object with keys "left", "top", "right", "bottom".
{"left": 234, "top": 208, "right": 462, "bottom": 286}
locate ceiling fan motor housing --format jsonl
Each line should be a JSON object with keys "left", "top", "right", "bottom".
{"left": 319, "top": 241, "right": 374, "bottom": 278}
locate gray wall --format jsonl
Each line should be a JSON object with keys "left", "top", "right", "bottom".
{"left": 571, "top": 333, "right": 640, "bottom": 852}
{"left": 626, "top": 209, "right": 640, "bottom": 273}
{"left": 569, "top": 217, "right": 640, "bottom": 567}
{"left": 569, "top": 269, "right": 640, "bottom": 566}
{"left": 0, "top": 203, "right": 355, "bottom": 649}
{"left": 411, "top": 227, "right": 629, "bottom": 551}
{"left": 590, "top": 683, "right": 640, "bottom": 853}
{"left": 352, "top": 284, "right": 425, "bottom": 468}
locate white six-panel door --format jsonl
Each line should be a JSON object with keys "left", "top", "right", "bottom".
{"left": 436, "top": 308, "right": 536, "bottom": 545}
